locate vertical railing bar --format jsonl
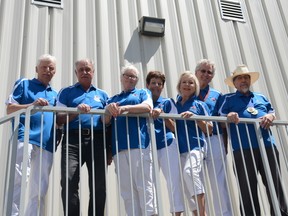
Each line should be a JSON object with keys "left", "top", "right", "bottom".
{"left": 148, "top": 115, "right": 163, "bottom": 215}
{"left": 4, "top": 113, "right": 20, "bottom": 216}
{"left": 19, "top": 106, "right": 33, "bottom": 215}
{"left": 254, "top": 122, "right": 282, "bottom": 215}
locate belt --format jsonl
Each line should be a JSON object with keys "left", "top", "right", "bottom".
{"left": 69, "top": 129, "right": 103, "bottom": 136}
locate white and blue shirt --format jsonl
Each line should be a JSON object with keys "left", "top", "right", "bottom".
{"left": 107, "top": 88, "right": 153, "bottom": 155}
{"left": 219, "top": 91, "right": 275, "bottom": 150}
{"left": 56, "top": 82, "right": 109, "bottom": 130}
{"left": 153, "top": 97, "right": 177, "bottom": 150}
{"left": 176, "top": 95, "right": 209, "bottom": 153}
{"left": 6, "top": 78, "right": 57, "bottom": 152}
{"left": 198, "top": 85, "right": 223, "bottom": 135}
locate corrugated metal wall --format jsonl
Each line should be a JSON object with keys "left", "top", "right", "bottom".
{"left": 1, "top": 0, "right": 288, "bottom": 117}
{"left": 0, "top": 0, "right": 288, "bottom": 214}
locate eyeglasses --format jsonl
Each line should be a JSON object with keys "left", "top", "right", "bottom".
{"left": 200, "top": 69, "right": 213, "bottom": 75}
{"left": 123, "top": 74, "right": 138, "bottom": 80}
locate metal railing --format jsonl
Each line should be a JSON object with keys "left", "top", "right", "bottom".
{"left": 0, "top": 106, "right": 287, "bottom": 215}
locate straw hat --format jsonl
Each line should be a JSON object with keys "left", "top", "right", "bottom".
{"left": 225, "top": 65, "right": 260, "bottom": 87}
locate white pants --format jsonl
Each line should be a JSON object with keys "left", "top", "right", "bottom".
{"left": 12, "top": 141, "right": 32, "bottom": 216}
{"left": 205, "top": 135, "right": 232, "bottom": 216}
{"left": 157, "top": 139, "right": 184, "bottom": 213}
{"left": 180, "top": 148, "right": 206, "bottom": 211}
{"left": 12, "top": 141, "right": 53, "bottom": 216}
{"left": 114, "top": 146, "right": 157, "bottom": 216}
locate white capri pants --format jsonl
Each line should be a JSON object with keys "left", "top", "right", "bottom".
{"left": 114, "top": 145, "right": 157, "bottom": 216}
{"left": 157, "top": 139, "right": 184, "bottom": 213}
{"left": 180, "top": 147, "right": 206, "bottom": 211}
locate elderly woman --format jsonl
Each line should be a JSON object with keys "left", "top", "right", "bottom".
{"left": 104, "top": 65, "right": 157, "bottom": 216}
{"left": 175, "top": 72, "right": 212, "bottom": 216}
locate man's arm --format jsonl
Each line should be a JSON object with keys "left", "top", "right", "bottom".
{"left": 6, "top": 98, "right": 49, "bottom": 114}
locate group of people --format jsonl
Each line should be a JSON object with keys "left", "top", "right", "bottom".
{"left": 6, "top": 54, "right": 288, "bottom": 216}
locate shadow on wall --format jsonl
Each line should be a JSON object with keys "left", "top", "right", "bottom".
{"left": 124, "top": 28, "right": 162, "bottom": 65}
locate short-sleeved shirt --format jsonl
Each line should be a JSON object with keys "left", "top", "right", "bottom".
{"left": 219, "top": 90, "right": 275, "bottom": 150}
{"left": 198, "top": 85, "right": 223, "bottom": 135}
{"left": 6, "top": 78, "right": 57, "bottom": 152}
{"left": 153, "top": 97, "right": 177, "bottom": 150}
{"left": 56, "top": 82, "right": 109, "bottom": 130}
{"left": 176, "top": 95, "right": 209, "bottom": 153}
{"left": 107, "top": 88, "right": 153, "bottom": 155}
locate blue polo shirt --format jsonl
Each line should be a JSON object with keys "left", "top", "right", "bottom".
{"left": 107, "top": 88, "right": 153, "bottom": 155}
{"left": 198, "top": 85, "right": 223, "bottom": 135}
{"left": 219, "top": 91, "right": 275, "bottom": 150}
{"left": 176, "top": 95, "right": 209, "bottom": 153}
{"left": 56, "top": 82, "right": 109, "bottom": 130}
{"left": 153, "top": 97, "right": 177, "bottom": 150}
{"left": 6, "top": 78, "right": 57, "bottom": 152}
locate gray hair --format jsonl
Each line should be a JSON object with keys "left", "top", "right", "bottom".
{"left": 176, "top": 71, "right": 200, "bottom": 97}
{"left": 75, "top": 58, "right": 95, "bottom": 70}
{"left": 194, "top": 59, "right": 215, "bottom": 74}
{"left": 37, "top": 54, "right": 56, "bottom": 66}
{"left": 121, "top": 64, "right": 140, "bottom": 77}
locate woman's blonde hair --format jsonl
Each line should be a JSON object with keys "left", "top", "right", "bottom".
{"left": 176, "top": 71, "right": 200, "bottom": 97}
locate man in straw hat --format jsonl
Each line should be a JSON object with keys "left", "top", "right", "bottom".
{"left": 219, "top": 65, "right": 288, "bottom": 215}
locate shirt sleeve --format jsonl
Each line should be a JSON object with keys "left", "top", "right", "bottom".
{"left": 56, "top": 88, "right": 68, "bottom": 107}
{"left": 6, "top": 79, "right": 24, "bottom": 105}
{"left": 141, "top": 88, "right": 153, "bottom": 109}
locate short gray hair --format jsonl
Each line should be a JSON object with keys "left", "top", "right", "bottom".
{"left": 195, "top": 59, "right": 215, "bottom": 74}
{"left": 121, "top": 64, "right": 140, "bottom": 77}
{"left": 37, "top": 54, "right": 56, "bottom": 66}
{"left": 75, "top": 58, "right": 95, "bottom": 70}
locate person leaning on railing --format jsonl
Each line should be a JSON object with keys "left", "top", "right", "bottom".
{"left": 219, "top": 65, "right": 288, "bottom": 216}
{"left": 56, "top": 58, "right": 111, "bottom": 216}
{"left": 6, "top": 54, "right": 58, "bottom": 216}
{"left": 146, "top": 70, "right": 185, "bottom": 216}
{"left": 195, "top": 59, "right": 232, "bottom": 216}
{"left": 175, "top": 72, "right": 213, "bottom": 216}
{"left": 103, "top": 64, "right": 157, "bottom": 216}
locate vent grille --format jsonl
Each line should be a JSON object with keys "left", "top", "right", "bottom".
{"left": 219, "top": 0, "right": 245, "bottom": 22}
{"left": 31, "top": 0, "right": 63, "bottom": 9}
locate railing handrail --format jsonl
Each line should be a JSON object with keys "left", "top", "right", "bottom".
{"left": 1, "top": 106, "right": 288, "bottom": 125}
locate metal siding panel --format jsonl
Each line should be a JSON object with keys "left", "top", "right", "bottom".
{"left": 244, "top": 0, "right": 288, "bottom": 120}
{"left": 1, "top": 0, "right": 288, "bottom": 214}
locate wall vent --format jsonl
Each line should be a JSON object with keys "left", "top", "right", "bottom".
{"left": 218, "top": 0, "right": 245, "bottom": 22}
{"left": 31, "top": 0, "right": 63, "bottom": 9}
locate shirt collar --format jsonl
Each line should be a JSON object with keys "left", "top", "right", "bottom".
{"left": 236, "top": 90, "right": 253, "bottom": 97}
{"left": 121, "top": 87, "right": 136, "bottom": 94}
{"left": 75, "top": 82, "right": 96, "bottom": 91}
{"left": 32, "top": 78, "right": 52, "bottom": 91}
{"left": 177, "top": 94, "right": 197, "bottom": 103}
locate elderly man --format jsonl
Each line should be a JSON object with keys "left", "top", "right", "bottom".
{"left": 56, "top": 59, "right": 110, "bottom": 216}
{"left": 219, "top": 65, "right": 288, "bottom": 215}
{"left": 104, "top": 65, "right": 157, "bottom": 216}
{"left": 195, "top": 59, "right": 232, "bottom": 215}
{"left": 6, "top": 54, "right": 58, "bottom": 216}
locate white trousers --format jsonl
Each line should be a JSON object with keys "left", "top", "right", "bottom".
{"left": 205, "top": 135, "right": 232, "bottom": 216}
{"left": 157, "top": 139, "right": 184, "bottom": 213}
{"left": 12, "top": 141, "right": 53, "bottom": 216}
{"left": 180, "top": 147, "right": 206, "bottom": 211}
{"left": 114, "top": 146, "right": 157, "bottom": 216}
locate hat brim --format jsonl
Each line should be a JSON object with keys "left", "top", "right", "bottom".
{"left": 225, "top": 72, "right": 260, "bottom": 88}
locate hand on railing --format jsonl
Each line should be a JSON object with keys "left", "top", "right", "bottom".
{"left": 259, "top": 113, "right": 275, "bottom": 130}
{"left": 227, "top": 112, "right": 240, "bottom": 124}
{"left": 33, "top": 98, "right": 49, "bottom": 106}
